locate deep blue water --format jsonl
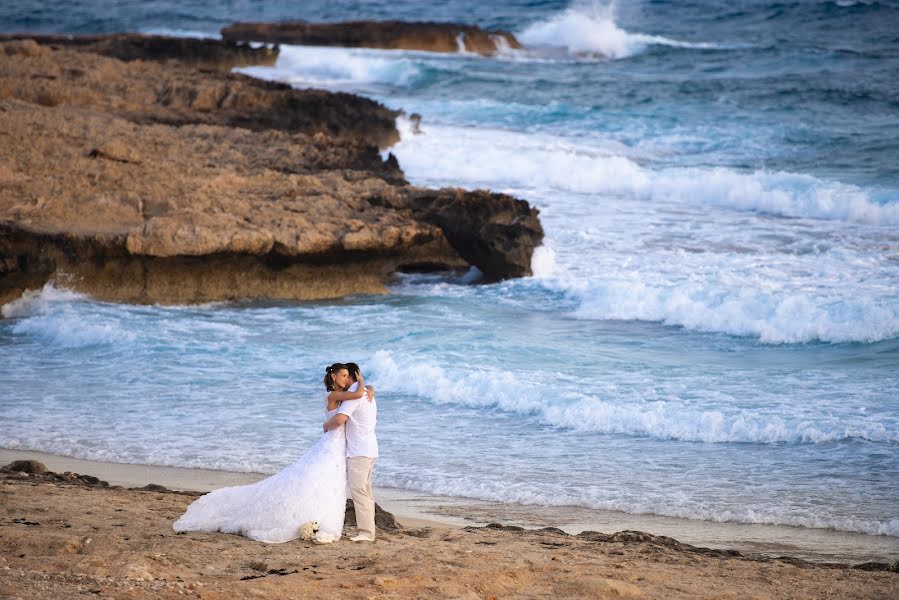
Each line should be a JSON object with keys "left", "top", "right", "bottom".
{"left": 2, "top": 1, "right": 897, "bottom": 543}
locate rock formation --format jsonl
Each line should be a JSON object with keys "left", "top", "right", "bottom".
{"left": 0, "top": 37, "right": 543, "bottom": 308}
{"left": 222, "top": 20, "right": 521, "bottom": 55}
{"left": 0, "top": 37, "right": 400, "bottom": 149}
{"left": 0, "top": 33, "right": 279, "bottom": 72}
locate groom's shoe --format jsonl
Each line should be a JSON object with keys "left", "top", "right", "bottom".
{"left": 349, "top": 533, "right": 375, "bottom": 542}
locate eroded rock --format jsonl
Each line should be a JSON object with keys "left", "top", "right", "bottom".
{"left": 1, "top": 460, "right": 47, "bottom": 475}
{"left": 0, "top": 33, "right": 278, "bottom": 72}
{"left": 344, "top": 499, "right": 402, "bottom": 532}
{"left": 0, "top": 40, "right": 543, "bottom": 307}
{"left": 222, "top": 20, "right": 522, "bottom": 55}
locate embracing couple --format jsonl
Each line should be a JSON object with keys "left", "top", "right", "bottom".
{"left": 173, "top": 362, "right": 378, "bottom": 544}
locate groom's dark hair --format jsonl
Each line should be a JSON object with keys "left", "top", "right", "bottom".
{"left": 344, "top": 362, "right": 360, "bottom": 382}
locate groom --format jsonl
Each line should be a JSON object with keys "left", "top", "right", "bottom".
{"left": 322, "top": 363, "right": 378, "bottom": 542}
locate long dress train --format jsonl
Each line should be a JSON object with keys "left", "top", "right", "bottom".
{"left": 172, "top": 405, "right": 346, "bottom": 543}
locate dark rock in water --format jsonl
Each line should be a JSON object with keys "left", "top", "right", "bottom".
{"left": 222, "top": 20, "right": 521, "bottom": 55}
{"left": 0, "top": 33, "right": 278, "bottom": 72}
{"left": 344, "top": 499, "right": 402, "bottom": 531}
{"left": 1, "top": 460, "right": 47, "bottom": 474}
{"left": 408, "top": 113, "right": 423, "bottom": 134}
{"left": 377, "top": 188, "right": 544, "bottom": 281}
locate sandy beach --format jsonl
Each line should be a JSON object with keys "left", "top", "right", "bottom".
{"left": 1, "top": 451, "right": 896, "bottom": 599}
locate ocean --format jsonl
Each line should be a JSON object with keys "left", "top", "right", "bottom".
{"left": 2, "top": 0, "right": 897, "bottom": 554}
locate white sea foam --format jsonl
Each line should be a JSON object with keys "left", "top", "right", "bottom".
{"left": 530, "top": 245, "right": 558, "bottom": 279}
{"left": 368, "top": 351, "right": 898, "bottom": 444}
{"left": 3, "top": 284, "right": 135, "bottom": 348}
{"left": 375, "top": 470, "right": 899, "bottom": 537}
{"left": 236, "top": 45, "right": 424, "bottom": 91}
{"left": 1, "top": 283, "right": 84, "bottom": 319}
{"left": 138, "top": 28, "right": 220, "bottom": 39}
{"left": 388, "top": 121, "right": 899, "bottom": 344}
{"left": 391, "top": 123, "right": 899, "bottom": 225}
{"left": 563, "top": 277, "right": 899, "bottom": 344}
{"left": 518, "top": 3, "right": 719, "bottom": 59}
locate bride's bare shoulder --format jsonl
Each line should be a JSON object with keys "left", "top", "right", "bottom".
{"left": 326, "top": 394, "right": 341, "bottom": 412}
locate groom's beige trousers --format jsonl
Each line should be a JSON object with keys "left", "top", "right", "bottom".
{"left": 347, "top": 456, "right": 377, "bottom": 539}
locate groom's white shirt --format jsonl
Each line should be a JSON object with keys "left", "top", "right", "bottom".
{"left": 338, "top": 382, "right": 378, "bottom": 458}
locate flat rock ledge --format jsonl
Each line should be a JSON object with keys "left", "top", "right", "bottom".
{"left": 0, "top": 38, "right": 543, "bottom": 308}
{"left": 222, "top": 20, "right": 522, "bottom": 55}
{"left": 0, "top": 33, "right": 279, "bottom": 72}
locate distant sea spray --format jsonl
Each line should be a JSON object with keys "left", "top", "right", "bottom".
{"left": 517, "top": 1, "right": 722, "bottom": 59}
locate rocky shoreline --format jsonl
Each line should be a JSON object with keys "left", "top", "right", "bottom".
{"left": 0, "top": 34, "right": 542, "bottom": 308}
{"left": 1, "top": 459, "right": 896, "bottom": 599}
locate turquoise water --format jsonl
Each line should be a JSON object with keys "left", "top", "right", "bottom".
{"left": 1, "top": 1, "right": 897, "bottom": 540}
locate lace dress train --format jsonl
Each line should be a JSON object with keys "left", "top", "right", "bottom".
{"left": 173, "top": 408, "right": 347, "bottom": 543}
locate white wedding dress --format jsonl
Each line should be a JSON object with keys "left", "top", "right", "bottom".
{"left": 173, "top": 403, "right": 347, "bottom": 543}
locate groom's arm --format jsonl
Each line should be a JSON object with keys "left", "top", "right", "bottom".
{"left": 323, "top": 397, "right": 361, "bottom": 432}
{"left": 323, "top": 413, "right": 349, "bottom": 432}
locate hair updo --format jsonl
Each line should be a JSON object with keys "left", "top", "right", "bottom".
{"left": 323, "top": 363, "right": 347, "bottom": 391}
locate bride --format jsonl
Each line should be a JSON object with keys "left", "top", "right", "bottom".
{"left": 172, "top": 363, "right": 369, "bottom": 543}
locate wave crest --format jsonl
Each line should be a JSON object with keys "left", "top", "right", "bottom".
{"left": 518, "top": 3, "right": 719, "bottom": 59}
{"left": 368, "top": 351, "right": 897, "bottom": 444}
{"left": 559, "top": 277, "right": 899, "bottom": 345}
{"left": 392, "top": 123, "right": 899, "bottom": 226}
{"left": 3, "top": 284, "right": 135, "bottom": 348}
{"left": 236, "top": 44, "right": 424, "bottom": 91}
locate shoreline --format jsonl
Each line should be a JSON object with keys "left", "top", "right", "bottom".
{"left": 3, "top": 470, "right": 894, "bottom": 600}
{"left": 4, "top": 448, "right": 897, "bottom": 565}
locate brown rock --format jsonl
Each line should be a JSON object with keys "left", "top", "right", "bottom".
{"left": 222, "top": 20, "right": 522, "bottom": 55}
{"left": 138, "top": 484, "right": 170, "bottom": 492}
{"left": 2, "top": 39, "right": 47, "bottom": 57}
{"left": 1, "top": 460, "right": 47, "bottom": 474}
{"left": 344, "top": 499, "right": 402, "bottom": 531}
{"left": 400, "top": 188, "right": 544, "bottom": 281}
{"left": 89, "top": 140, "right": 141, "bottom": 164}
{"left": 0, "top": 40, "right": 543, "bottom": 307}
{"left": 0, "top": 39, "right": 400, "bottom": 149}
{"left": 0, "top": 33, "right": 277, "bottom": 72}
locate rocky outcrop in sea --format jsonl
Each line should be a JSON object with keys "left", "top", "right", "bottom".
{"left": 0, "top": 36, "right": 543, "bottom": 308}
{"left": 221, "top": 20, "right": 521, "bottom": 55}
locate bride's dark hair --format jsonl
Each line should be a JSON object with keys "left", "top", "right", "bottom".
{"left": 323, "top": 363, "right": 347, "bottom": 391}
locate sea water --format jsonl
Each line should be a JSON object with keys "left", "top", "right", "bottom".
{"left": 2, "top": 0, "right": 897, "bottom": 555}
